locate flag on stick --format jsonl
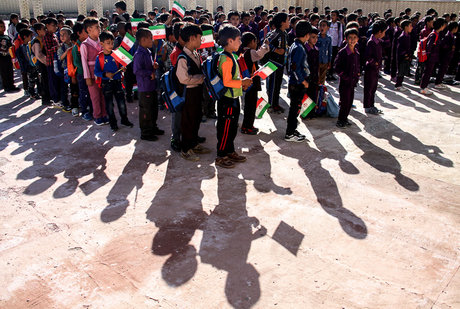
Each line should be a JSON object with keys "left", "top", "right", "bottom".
{"left": 199, "top": 30, "right": 215, "bottom": 49}
{"left": 255, "top": 98, "right": 270, "bottom": 119}
{"left": 149, "top": 25, "right": 166, "bottom": 40}
{"left": 299, "top": 94, "right": 316, "bottom": 118}
{"left": 130, "top": 18, "right": 144, "bottom": 31}
{"left": 112, "top": 47, "right": 133, "bottom": 67}
{"left": 120, "top": 33, "right": 135, "bottom": 51}
{"left": 253, "top": 61, "right": 278, "bottom": 79}
{"left": 171, "top": 1, "right": 186, "bottom": 18}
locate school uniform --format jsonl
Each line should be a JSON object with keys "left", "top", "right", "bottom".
{"left": 327, "top": 21, "right": 344, "bottom": 77}
{"left": 14, "top": 37, "right": 28, "bottom": 93}
{"left": 18, "top": 42, "right": 40, "bottom": 96}
{"left": 0, "top": 34, "right": 15, "bottom": 91}
{"left": 31, "top": 37, "right": 51, "bottom": 103}
{"left": 305, "top": 43, "right": 319, "bottom": 104}
{"left": 316, "top": 33, "right": 332, "bottom": 84}
{"left": 415, "top": 27, "right": 433, "bottom": 83}
{"left": 382, "top": 26, "right": 394, "bottom": 74}
{"left": 364, "top": 35, "right": 383, "bottom": 108}
{"left": 436, "top": 31, "right": 455, "bottom": 85}
{"left": 391, "top": 27, "right": 402, "bottom": 78}
{"left": 72, "top": 40, "right": 92, "bottom": 117}
{"left": 43, "top": 31, "right": 61, "bottom": 103}
{"left": 420, "top": 31, "right": 440, "bottom": 89}
{"left": 334, "top": 44, "right": 360, "bottom": 123}
{"left": 266, "top": 28, "right": 287, "bottom": 110}
{"left": 395, "top": 31, "right": 411, "bottom": 87}
{"left": 169, "top": 43, "right": 184, "bottom": 144}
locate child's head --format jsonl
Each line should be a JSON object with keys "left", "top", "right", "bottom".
{"left": 136, "top": 28, "right": 153, "bottom": 48}
{"left": 10, "top": 13, "right": 19, "bottom": 25}
{"left": 290, "top": 16, "right": 300, "bottom": 29}
{"left": 401, "top": 19, "right": 412, "bottom": 33}
{"left": 425, "top": 16, "right": 434, "bottom": 28}
{"left": 173, "top": 22, "right": 184, "bottom": 45}
{"left": 72, "top": 22, "right": 88, "bottom": 41}
{"left": 70, "top": 32, "right": 79, "bottom": 44}
{"left": 273, "top": 12, "right": 289, "bottom": 30}
{"left": 99, "top": 31, "right": 115, "bottom": 52}
{"left": 433, "top": 17, "right": 447, "bottom": 31}
{"left": 295, "top": 20, "right": 312, "bottom": 41}
{"left": 310, "top": 14, "right": 320, "bottom": 27}
{"left": 114, "top": 1, "right": 127, "bottom": 14}
{"left": 99, "top": 17, "right": 109, "bottom": 29}
{"left": 344, "top": 28, "right": 359, "bottom": 46}
{"left": 166, "top": 25, "right": 175, "bottom": 43}
{"left": 346, "top": 21, "right": 359, "bottom": 30}
{"left": 44, "top": 18, "right": 58, "bottom": 33}
{"left": 180, "top": 23, "right": 203, "bottom": 50}
{"left": 83, "top": 17, "right": 101, "bottom": 39}
{"left": 448, "top": 21, "right": 459, "bottom": 33}
{"left": 261, "top": 11, "right": 268, "bottom": 21}
{"left": 372, "top": 19, "right": 387, "bottom": 39}
{"left": 241, "top": 31, "right": 257, "bottom": 49}
{"left": 218, "top": 25, "right": 241, "bottom": 52}
{"left": 241, "top": 12, "right": 250, "bottom": 26}
{"left": 228, "top": 11, "right": 240, "bottom": 27}
{"left": 308, "top": 27, "right": 319, "bottom": 45}
{"left": 33, "top": 22, "right": 46, "bottom": 37}
{"left": 0, "top": 20, "right": 5, "bottom": 34}
{"left": 60, "top": 27, "right": 72, "bottom": 43}
{"left": 331, "top": 10, "right": 339, "bottom": 22}
{"left": 319, "top": 19, "right": 329, "bottom": 34}
{"left": 19, "top": 28, "right": 33, "bottom": 43}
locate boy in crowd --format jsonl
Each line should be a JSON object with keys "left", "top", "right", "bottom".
{"left": 228, "top": 11, "right": 240, "bottom": 28}
{"left": 285, "top": 20, "right": 312, "bottom": 142}
{"left": 334, "top": 28, "right": 360, "bottom": 128}
{"left": 215, "top": 25, "right": 252, "bottom": 168}
{"left": 43, "top": 18, "right": 63, "bottom": 107}
{"left": 31, "top": 23, "right": 51, "bottom": 104}
{"left": 94, "top": 31, "right": 133, "bottom": 132}
{"left": 0, "top": 20, "right": 20, "bottom": 93}
{"left": 327, "top": 10, "right": 343, "bottom": 81}
{"left": 434, "top": 21, "right": 458, "bottom": 88}
{"left": 81, "top": 17, "right": 108, "bottom": 125}
{"left": 316, "top": 20, "right": 332, "bottom": 85}
{"left": 175, "top": 23, "right": 211, "bottom": 161}
{"left": 363, "top": 19, "right": 387, "bottom": 114}
{"left": 133, "top": 28, "right": 164, "bottom": 141}
{"left": 17, "top": 28, "right": 41, "bottom": 99}
{"left": 13, "top": 23, "right": 29, "bottom": 96}
{"left": 395, "top": 20, "right": 412, "bottom": 91}
{"left": 305, "top": 26, "right": 319, "bottom": 110}
{"left": 169, "top": 22, "right": 184, "bottom": 151}
{"left": 72, "top": 22, "right": 92, "bottom": 120}
{"left": 57, "top": 27, "right": 73, "bottom": 112}
{"left": 420, "top": 17, "right": 447, "bottom": 94}
{"left": 415, "top": 16, "right": 434, "bottom": 84}
{"left": 266, "top": 12, "right": 289, "bottom": 114}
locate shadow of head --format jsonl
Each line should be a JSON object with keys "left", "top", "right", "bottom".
{"left": 161, "top": 244, "right": 198, "bottom": 287}
{"left": 225, "top": 263, "right": 260, "bottom": 309}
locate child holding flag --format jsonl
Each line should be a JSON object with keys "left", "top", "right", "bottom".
{"left": 285, "top": 20, "right": 312, "bottom": 142}
{"left": 94, "top": 31, "right": 133, "bottom": 132}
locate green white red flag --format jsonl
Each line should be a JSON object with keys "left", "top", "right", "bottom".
{"left": 120, "top": 33, "right": 135, "bottom": 51}
{"left": 299, "top": 94, "right": 315, "bottom": 118}
{"left": 199, "top": 30, "right": 214, "bottom": 49}
{"left": 171, "top": 1, "right": 185, "bottom": 18}
{"left": 149, "top": 25, "right": 166, "bottom": 40}
{"left": 253, "top": 61, "right": 278, "bottom": 79}
{"left": 111, "top": 47, "right": 133, "bottom": 67}
{"left": 255, "top": 97, "right": 270, "bottom": 119}
{"left": 130, "top": 18, "right": 144, "bottom": 31}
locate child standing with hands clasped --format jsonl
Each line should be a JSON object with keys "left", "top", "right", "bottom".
{"left": 94, "top": 31, "right": 133, "bottom": 132}
{"left": 215, "top": 25, "right": 252, "bottom": 168}
{"left": 334, "top": 28, "right": 360, "bottom": 128}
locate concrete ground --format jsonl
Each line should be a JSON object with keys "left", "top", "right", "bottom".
{"left": 0, "top": 71, "right": 459, "bottom": 309}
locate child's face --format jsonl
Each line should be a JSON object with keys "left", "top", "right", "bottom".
{"left": 189, "top": 34, "right": 202, "bottom": 50}
{"left": 87, "top": 24, "right": 101, "bottom": 38}
{"left": 346, "top": 33, "right": 358, "bottom": 47}
{"left": 101, "top": 39, "right": 114, "bottom": 52}
{"left": 375, "top": 29, "right": 386, "bottom": 39}
{"left": 281, "top": 17, "right": 289, "bottom": 31}
{"left": 103, "top": 21, "right": 109, "bottom": 28}
{"left": 78, "top": 30, "right": 88, "bottom": 41}
{"left": 320, "top": 22, "right": 329, "bottom": 34}
{"left": 168, "top": 34, "right": 177, "bottom": 43}
{"left": 427, "top": 21, "right": 433, "bottom": 28}
{"left": 405, "top": 24, "right": 413, "bottom": 33}
{"left": 140, "top": 35, "right": 153, "bottom": 48}
{"left": 218, "top": 16, "right": 225, "bottom": 23}
{"left": 60, "top": 30, "right": 70, "bottom": 43}
{"left": 242, "top": 17, "right": 250, "bottom": 26}
{"left": 230, "top": 15, "right": 240, "bottom": 27}
{"left": 46, "top": 23, "right": 57, "bottom": 33}
{"left": 331, "top": 12, "right": 338, "bottom": 21}
{"left": 37, "top": 28, "right": 46, "bottom": 38}
{"left": 226, "top": 36, "right": 241, "bottom": 52}
{"left": 23, "top": 34, "right": 32, "bottom": 43}
{"left": 0, "top": 23, "right": 5, "bottom": 34}
{"left": 309, "top": 33, "right": 318, "bottom": 45}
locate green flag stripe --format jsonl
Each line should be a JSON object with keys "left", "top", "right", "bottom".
{"left": 118, "top": 47, "right": 133, "bottom": 60}
{"left": 266, "top": 62, "right": 278, "bottom": 71}
{"left": 202, "top": 30, "right": 213, "bottom": 36}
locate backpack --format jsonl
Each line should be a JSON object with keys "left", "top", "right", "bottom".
{"left": 326, "top": 93, "right": 339, "bottom": 118}
{"left": 315, "top": 85, "right": 328, "bottom": 116}
{"left": 160, "top": 53, "right": 187, "bottom": 113}
{"left": 418, "top": 32, "right": 439, "bottom": 63}
{"left": 237, "top": 53, "right": 252, "bottom": 92}
{"left": 202, "top": 50, "right": 236, "bottom": 102}
{"left": 95, "top": 52, "right": 120, "bottom": 88}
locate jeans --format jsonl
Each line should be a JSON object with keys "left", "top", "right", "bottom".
{"left": 77, "top": 74, "right": 91, "bottom": 115}
{"left": 102, "top": 79, "right": 128, "bottom": 127}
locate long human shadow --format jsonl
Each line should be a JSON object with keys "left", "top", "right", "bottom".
{"left": 0, "top": 96, "right": 42, "bottom": 140}
{"left": 199, "top": 167, "right": 266, "bottom": 309}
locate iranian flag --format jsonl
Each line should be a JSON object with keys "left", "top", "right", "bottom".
{"left": 299, "top": 94, "right": 316, "bottom": 118}
{"left": 253, "top": 61, "right": 278, "bottom": 79}
{"left": 121, "top": 33, "right": 136, "bottom": 51}
{"left": 112, "top": 47, "right": 133, "bottom": 67}
{"left": 171, "top": 1, "right": 185, "bottom": 18}
{"left": 150, "top": 25, "right": 166, "bottom": 40}
{"left": 131, "top": 18, "right": 144, "bottom": 31}
{"left": 199, "top": 30, "right": 214, "bottom": 49}
{"left": 255, "top": 98, "right": 270, "bottom": 119}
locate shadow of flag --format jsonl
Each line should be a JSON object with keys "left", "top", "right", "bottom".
{"left": 272, "top": 221, "right": 304, "bottom": 256}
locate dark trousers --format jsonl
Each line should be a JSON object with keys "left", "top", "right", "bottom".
{"left": 0, "top": 55, "right": 15, "bottom": 90}
{"left": 338, "top": 81, "right": 355, "bottom": 122}
{"left": 202, "top": 86, "right": 215, "bottom": 116}
{"left": 420, "top": 58, "right": 436, "bottom": 89}
{"left": 38, "top": 62, "right": 50, "bottom": 102}
{"left": 21, "top": 71, "right": 28, "bottom": 92}
{"left": 70, "top": 81, "right": 79, "bottom": 108}
{"left": 171, "top": 110, "right": 182, "bottom": 141}
{"left": 27, "top": 67, "right": 40, "bottom": 95}
{"left": 242, "top": 87, "right": 258, "bottom": 129}
{"left": 102, "top": 79, "right": 128, "bottom": 128}
{"left": 435, "top": 57, "right": 451, "bottom": 85}
{"left": 124, "top": 64, "right": 136, "bottom": 99}
{"left": 267, "top": 65, "right": 284, "bottom": 108}
{"left": 216, "top": 96, "right": 240, "bottom": 157}
{"left": 415, "top": 62, "right": 425, "bottom": 84}
{"left": 329, "top": 46, "right": 339, "bottom": 75}
{"left": 138, "top": 90, "right": 159, "bottom": 138}
{"left": 286, "top": 84, "right": 305, "bottom": 135}
{"left": 395, "top": 60, "right": 410, "bottom": 87}
{"left": 46, "top": 65, "right": 61, "bottom": 102}
{"left": 77, "top": 74, "right": 91, "bottom": 115}
{"left": 363, "top": 68, "right": 378, "bottom": 108}
{"left": 60, "top": 78, "right": 69, "bottom": 106}
{"left": 181, "top": 86, "right": 203, "bottom": 152}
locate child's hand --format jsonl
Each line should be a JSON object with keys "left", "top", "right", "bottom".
{"left": 86, "top": 78, "right": 93, "bottom": 86}
{"left": 153, "top": 62, "right": 159, "bottom": 69}
{"left": 302, "top": 80, "right": 309, "bottom": 88}
{"left": 275, "top": 48, "right": 285, "bottom": 55}
{"left": 242, "top": 77, "right": 252, "bottom": 88}
{"left": 150, "top": 72, "right": 155, "bottom": 80}
{"left": 327, "top": 63, "right": 331, "bottom": 69}
{"left": 71, "top": 77, "right": 77, "bottom": 84}
{"left": 106, "top": 72, "right": 115, "bottom": 79}
{"left": 122, "top": 67, "right": 127, "bottom": 72}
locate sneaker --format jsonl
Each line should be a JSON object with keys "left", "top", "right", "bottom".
{"left": 420, "top": 88, "right": 433, "bottom": 95}
{"left": 111, "top": 125, "right": 119, "bottom": 132}
{"left": 153, "top": 127, "right": 165, "bottom": 135}
{"left": 102, "top": 116, "right": 110, "bottom": 125}
{"left": 52, "top": 101, "right": 64, "bottom": 109}
{"left": 62, "top": 106, "right": 72, "bottom": 113}
{"left": 285, "top": 131, "right": 306, "bottom": 142}
{"left": 215, "top": 156, "right": 235, "bottom": 168}
{"left": 120, "top": 119, "right": 134, "bottom": 127}
{"left": 365, "top": 107, "right": 383, "bottom": 115}
{"left": 94, "top": 118, "right": 104, "bottom": 126}
{"left": 82, "top": 113, "right": 93, "bottom": 121}
{"left": 345, "top": 120, "right": 353, "bottom": 127}
{"left": 395, "top": 86, "right": 408, "bottom": 92}
{"left": 141, "top": 135, "right": 158, "bottom": 141}
{"left": 336, "top": 120, "right": 346, "bottom": 128}
{"left": 42, "top": 100, "right": 52, "bottom": 106}
{"left": 30, "top": 93, "right": 41, "bottom": 100}
{"left": 71, "top": 108, "right": 79, "bottom": 117}
{"left": 197, "top": 136, "right": 206, "bottom": 143}
{"left": 241, "top": 127, "right": 257, "bottom": 135}
{"left": 434, "top": 84, "right": 447, "bottom": 89}
{"left": 192, "top": 144, "right": 212, "bottom": 154}
{"left": 181, "top": 149, "right": 200, "bottom": 161}
{"left": 24, "top": 90, "right": 30, "bottom": 97}
{"left": 227, "top": 152, "right": 247, "bottom": 163}
{"left": 170, "top": 139, "right": 181, "bottom": 152}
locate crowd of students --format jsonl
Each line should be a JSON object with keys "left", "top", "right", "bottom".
{"left": 0, "top": 2, "right": 459, "bottom": 168}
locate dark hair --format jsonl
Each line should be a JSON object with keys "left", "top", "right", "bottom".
{"left": 425, "top": 16, "right": 434, "bottom": 24}
{"left": 10, "top": 13, "right": 19, "bottom": 21}
{"left": 83, "top": 17, "right": 99, "bottom": 31}
{"left": 344, "top": 27, "right": 359, "bottom": 38}
{"left": 227, "top": 11, "right": 240, "bottom": 20}
{"left": 295, "top": 20, "right": 312, "bottom": 37}
{"left": 290, "top": 16, "right": 300, "bottom": 25}
{"left": 60, "top": 27, "right": 72, "bottom": 35}
{"left": 400, "top": 19, "right": 411, "bottom": 30}
{"left": 433, "top": 17, "right": 447, "bottom": 30}
{"left": 331, "top": 10, "right": 339, "bottom": 15}
{"left": 99, "top": 30, "right": 114, "bottom": 42}
{"left": 241, "top": 31, "right": 256, "bottom": 47}
{"left": 72, "top": 22, "right": 84, "bottom": 35}
{"left": 136, "top": 28, "right": 151, "bottom": 41}
{"left": 33, "top": 22, "right": 45, "bottom": 32}
{"left": 347, "top": 13, "right": 358, "bottom": 22}
{"left": 241, "top": 12, "right": 250, "bottom": 20}
{"left": 180, "top": 23, "right": 202, "bottom": 42}
{"left": 261, "top": 11, "right": 268, "bottom": 17}
{"left": 319, "top": 19, "right": 329, "bottom": 27}
{"left": 183, "top": 16, "right": 195, "bottom": 23}
{"left": 218, "top": 25, "right": 241, "bottom": 46}
{"left": 115, "top": 1, "right": 127, "bottom": 11}
{"left": 70, "top": 32, "right": 79, "bottom": 42}
{"left": 77, "top": 15, "right": 85, "bottom": 22}
{"left": 15, "top": 22, "right": 28, "bottom": 32}
{"left": 198, "top": 16, "right": 209, "bottom": 24}
{"left": 310, "top": 26, "right": 319, "bottom": 35}
{"left": 372, "top": 19, "right": 387, "bottom": 34}
{"left": 426, "top": 8, "right": 436, "bottom": 16}
{"left": 19, "top": 28, "right": 33, "bottom": 40}
{"left": 173, "top": 22, "right": 183, "bottom": 40}
{"left": 137, "top": 21, "right": 150, "bottom": 29}
{"left": 165, "top": 25, "right": 173, "bottom": 39}
{"left": 44, "top": 17, "right": 58, "bottom": 26}
{"left": 273, "top": 12, "right": 288, "bottom": 28}
{"left": 310, "top": 14, "right": 320, "bottom": 22}
{"left": 448, "top": 21, "right": 459, "bottom": 31}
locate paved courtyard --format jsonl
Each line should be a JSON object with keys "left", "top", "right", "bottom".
{"left": 0, "top": 72, "right": 459, "bottom": 308}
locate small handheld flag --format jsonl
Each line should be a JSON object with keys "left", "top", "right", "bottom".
{"left": 199, "top": 30, "right": 215, "bottom": 49}
{"left": 130, "top": 18, "right": 144, "bottom": 31}
{"left": 112, "top": 47, "right": 133, "bottom": 67}
{"left": 253, "top": 61, "right": 278, "bottom": 80}
{"left": 150, "top": 25, "right": 166, "bottom": 40}
{"left": 120, "top": 33, "right": 136, "bottom": 51}
{"left": 171, "top": 1, "right": 186, "bottom": 18}
{"left": 299, "top": 94, "right": 316, "bottom": 118}
{"left": 255, "top": 98, "right": 270, "bottom": 119}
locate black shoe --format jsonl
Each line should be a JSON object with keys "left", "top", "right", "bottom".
{"left": 126, "top": 96, "right": 134, "bottom": 103}
{"left": 111, "top": 125, "right": 119, "bottom": 132}
{"left": 336, "top": 120, "right": 346, "bottom": 128}
{"left": 170, "top": 139, "right": 181, "bottom": 152}
{"left": 345, "top": 120, "right": 352, "bottom": 126}
{"left": 121, "top": 119, "right": 133, "bottom": 127}
{"left": 153, "top": 127, "right": 165, "bottom": 135}
{"left": 6, "top": 86, "right": 21, "bottom": 93}
{"left": 42, "top": 100, "right": 51, "bottom": 106}
{"left": 241, "top": 127, "right": 257, "bottom": 135}
{"left": 141, "top": 135, "right": 158, "bottom": 141}
{"left": 197, "top": 136, "right": 206, "bottom": 143}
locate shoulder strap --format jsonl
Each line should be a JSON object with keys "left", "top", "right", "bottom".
{"left": 98, "top": 51, "right": 105, "bottom": 71}
{"left": 222, "top": 51, "right": 237, "bottom": 76}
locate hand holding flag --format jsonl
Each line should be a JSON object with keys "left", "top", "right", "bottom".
{"left": 299, "top": 94, "right": 316, "bottom": 118}
{"left": 253, "top": 61, "right": 278, "bottom": 80}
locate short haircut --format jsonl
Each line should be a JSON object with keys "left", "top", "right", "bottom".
{"left": 99, "top": 30, "right": 114, "bottom": 42}
{"left": 165, "top": 25, "right": 173, "bottom": 38}
{"left": 15, "top": 22, "right": 28, "bottom": 32}
{"left": 241, "top": 12, "right": 250, "bottom": 19}
{"left": 448, "top": 21, "right": 458, "bottom": 31}
{"left": 173, "top": 22, "right": 183, "bottom": 40}
{"left": 10, "top": 13, "right": 19, "bottom": 20}
{"left": 372, "top": 19, "right": 387, "bottom": 34}
{"left": 44, "top": 17, "right": 58, "bottom": 26}
{"left": 136, "top": 28, "right": 151, "bottom": 41}
{"left": 180, "top": 23, "right": 202, "bottom": 42}
{"left": 331, "top": 10, "right": 339, "bottom": 15}
{"left": 425, "top": 16, "right": 434, "bottom": 23}
{"left": 227, "top": 11, "right": 240, "bottom": 20}
{"left": 218, "top": 25, "right": 241, "bottom": 46}
{"left": 290, "top": 16, "right": 300, "bottom": 25}
{"left": 400, "top": 19, "right": 411, "bottom": 30}
{"left": 241, "top": 31, "right": 257, "bottom": 47}
{"left": 319, "top": 19, "right": 329, "bottom": 27}
{"left": 310, "top": 14, "right": 320, "bottom": 22}
{"left": 77, "top": 15, "right": 85, "bottom": 22}
{"left": 346, "top": 21, "right": 359, "bottom": 29}
{"left": 347, "top": 13, "right": 358, "bottom": 22}
{"left": 19, "top": 28, "right": 33, "bottom": 40}
{"left": 115, "top": 1, "right": 127, "bottom": 11}
{"left": 137, "top": 21, "right": 150, "bottom": 29}
{"left": 261, "top": 11, "right": 268, "bottom": 17}
{"left": 72, "top": 22, "right": 84, "bottom": 34}
{"left": 310, "top": 27, "right": 319, "bottom": 35}
{"left": 60, "top": 27, "right": 72, "bottom": 35}
{"left": 273, "top": 12, "right": 288, "bottom": 28}
{"left": 295, "top": 20, "right": 312, "bottom": 37}
{"left": 83, "top": 17, "right": 99, "bottom": 31}
{"left": 433, "top": 17, "right": 446, "bottom": 30}
{"left": 344, "top": 28, "right": 359, "bottom": 38}
{"left": 33, "top": 22, "right": 45, "bottom": 32}
{"left": 70, "top": 32, "right": 79, "bottom": 42}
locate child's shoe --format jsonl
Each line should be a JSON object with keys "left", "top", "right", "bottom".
{"left": 102, "top": 116, "right": 109, "bottom": 125}
{"left": 336, "top": 120, "right": 347, "bottom": 128}
{"left": 71, "top": 108, "right": 79, "bottom": 117}
{"left": 192, "top": 144, "right": 212, "bottom": 154}
{"left": 153, "top": 127, "right": 165, "bottom": 135}
{"left": 434, "top": 84, "right": 447, "bottom": 89}
{"left": 395, "top": 86, "right": 408, "bottom": 92}
{"left": 227, "top": 152, "right": 247, "bottom": 163}
{"left": 120, "top": 119, "right": 133, "bottom": 127}
{"left": 111, "top": 125, "right": 119, "bottom": 132}
{"left": 215, "top": 156, "right": 235, "bottom": 168}
{"left": 170, "top": 139, "right": 181, "bottom": 152}
{"left": 285, "top": 130, "right": 306, "bottom": 142}
{"left": 181, "top": 149, "right": 200, "bottom": 161}
{"left": 24, "top": 90, "right": 30, "bottom": 97}
{"left": 94, "top": 118, "right": 104, "bottom": 126}
{"left": 420, "top": 88, "right": 433, "bottom": 95}
{"left": 82, "top": 112, "right": 92, "bottom": 121}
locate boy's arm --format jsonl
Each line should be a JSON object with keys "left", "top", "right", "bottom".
{"left": 133, "top": 53, "right": 153, "bottom": 78}
{"left": 250, "top": 40, "right": 270, "bottom": 61}
{"left": 327, "top": 37, "right": 332, "bottom": 63}
{"left": 94, "top": 55, "right": 103, "bottom": 78}
{"left": 32, "top": 42, "right": 46, "bottom": 64}
{"left": 176, "top": 58, "right": 204, "bottom": 85}
{"left": 291, "top": 46, "right": 308, "bottom": 84}
{"left": 221, "top": 56, "right": 242, "bottom": 88}
{"left": 334, "top": 50, "right": 347, "bottom": 80}
{"left": 80, "top": 44, "right": 92, "bottom": 79}
{"left": 365, "top": 41, "right": 377, "bottom": 66}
